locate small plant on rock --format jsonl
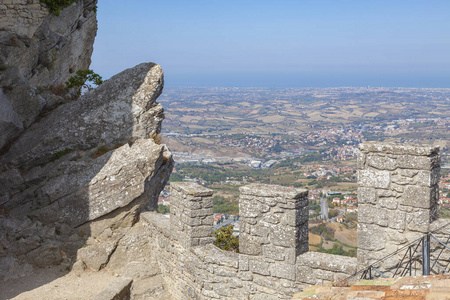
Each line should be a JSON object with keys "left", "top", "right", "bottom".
{"left": 40, "top": 0, "right": 77, "bottom": 16}
{"left": 150, "top": 133, "right": 162, "bottom": 145}
{"left": 65, "top": 69, "right": 103, "bottom": 94}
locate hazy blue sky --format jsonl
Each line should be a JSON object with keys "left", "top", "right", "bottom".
{"left": 91, "top": 0, "right": 450, "bottom": 88}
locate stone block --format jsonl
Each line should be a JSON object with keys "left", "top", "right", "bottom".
{"left": 250, "top": 292, "right": 279, "bottom": 300}
{"left": 397, "top": 155, "right": 433, "bottom": 170}
{"left": 250, "top": 224, "right": 270, "bottom": 237}
{"left": 358, "top": 169, "right": 391, "bottom": 189}
{"left": 377, "top": 189, "right": 397, "bottom": 197}
{"left": 202, "top": 198, "right": 213, "bottom": 208}
{"left": 187, "top": 225, "right": 212, "bottom": 238}
{"left": 215, "top": 266, "right": 237, "bottom": 277}
{"left": 262, "top": 245, "right": 289, "bottom": 262}
{"left": 398, "top": 169, "right": 419, "bottom": 178}
{"left": 171, "top": 182, "right": 213, "bottom": 197}
{"left": 239, "top": 233, "right": 262, "bottom": 256}
{"left": 415, "top": 169, "right": 440, "bottom": 187}
{"left": 402, "top": 186, "right": 432, "bottom": 208}
{"left": 228, "top": 277, "right": 243, "bottom": 288}
{"left": 240, "top": 183, "right": 307, "bottom": 199}
{"left": 385, "top": 228, "right": 408, "bottom": 245}
{"left": 358, "top": 204, "right": 388, "bottom": 226}
{"left": 279, "top": 198, "right": 308, "bottom": 209}
{"left": 196, "top": 237, "right": 214, "bottom": 246}
{"left": 296, "top": 252, "right": 357, "bottom": 274}
{"left": 357, "top": 151, "right": 366, "bottom": 169}
{"left": 201, "top": 216, "right": 213, "bottom": 225}
{"left": 188, "top": 207, "right": 214, "bottom": 218}
{"left": 252, "top": 274, "right": 278, "bottom": 289}
{"left": 249, "top": 259, "right": 271, "bottom": 276}
{"left": 282, "top": 206, "right": 308, "bottom": 226}
{"left": 202, "top": 289, "right": 220, "bottom": 299}
{"left": 269, "top": 263, "right": 296, "bottom": 280}
{"left": 378, "top": 197, "right": 398, "bottom": 210}
{"left": 93, "top": 277, "right": 133, "bottom": 300}
{"left": 202, "top": 245, "right": 238, "bottom": 268}
{"left": 180, "top": 213, "right": 202, "bottom": 226}
{"left": 296, "top": 265, "right": 319, "bottom": 285}
{"left": 270, "top": 226, "right": 296, "bottom": 248}
{"left": 255, "top": 201, "right": 270, "bottom": 213}
{"left": 366, "top": 154, "right": 397, "bottom": 170}
{"left": 239, "top": 255, "right": 249, "bottom": 271}
{"left": 77, "top": 240, "right": 117, "bottom": 271}
{"left": 180, "top": 200, "right": 203, "bottom": 210}
{"left": 358, "top": 187, "right": 377, "bottom": 204}
{"left": 238, "top": 271, "right": 253, "bottom": 281}
{"left": 357, "top": 223, "right": 385, "bottom": 251}
{"left": 392, "top": 174, "right": 415, "bottom": 185}
{"left": 240, "top": 200, "right": 260, "bottom": 218}
{"left": 261, "top": 213, "right": 281, "bottom": 224}
{"left": 359, "top": 142, "right": 439, "bottom": 156}
{"left": 406, "top": 209, "right": 431, "bottom": 232}
{"left": 388, "top": 210, "right": 406, "bottom": 231}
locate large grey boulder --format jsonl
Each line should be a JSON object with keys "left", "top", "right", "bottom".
{"left": 0, "top": 62, "right": 173, "bottom": 276}
{"left": 0, "top": 0, "right": 98, "bottom": 151}
{"left": 1, "top": 62, "right": 164, "bottom": 169}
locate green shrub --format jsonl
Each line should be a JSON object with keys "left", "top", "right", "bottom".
{"left": 40, "top": 0, "right": 77, "bottom": 16}
{"left": 65, "top": 69, "right": 103, "bottom": 93}
{"left": 213, "top": 225, "right": 239, "bottom": 252}
{"left": 213, "top": 196, "right": 239, "bottom": 214}
{"left": 157, "top": 204, "right": 170, "bottom": 214}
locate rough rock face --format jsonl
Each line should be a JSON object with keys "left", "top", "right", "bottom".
{"left": 0, "top": 2, "right": 173, "bottom": 284}
{"left": 0, "top": 0, "right": 97, "bottom": 151}
{"left": 1, "top": 62, "right": 165, "bottom": 170}
{"left": 0, "top": 62, "right": 173, "bottom": 280}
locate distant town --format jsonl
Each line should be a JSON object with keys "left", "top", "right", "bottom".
{"left": 155, "top": 87, "right": 450, "bottom": 256}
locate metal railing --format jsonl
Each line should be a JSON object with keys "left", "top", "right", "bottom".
{"left": 345, "top": 222, "right": 450, "bottom": 282}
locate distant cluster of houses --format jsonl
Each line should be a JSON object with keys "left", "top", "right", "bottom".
{"left": 158, "top": 189, "right": 170, "bottom": 207}
{"left": 171, "top": 151, "right": 279, "bottom": 170}
{"left": 213, "top": 213, "right": 238, "bottom": 225}
{"left": 331, "top": 195, "right": 358, "bottom": 213}
{"left": 439, "top": 175, "right": 450, "bottom": 208}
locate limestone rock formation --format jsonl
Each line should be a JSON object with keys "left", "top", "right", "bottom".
{"left": 0, "top": 2, "right": 173, "bottom": 284}
{"left": 0, "top": 0, "right": 97, "bottom": 151}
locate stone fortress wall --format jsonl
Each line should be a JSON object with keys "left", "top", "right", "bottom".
{"left": 357, "top": 143, "right": 441, "bottom": 270}
{"left": 142, "top": 183, "right": 356, "bottom": 299}
{"left": 0, "top": 0, "right": 47, "bottom": 38}
{"left": 140, "top": 142, "right": 443, "bottom": 299}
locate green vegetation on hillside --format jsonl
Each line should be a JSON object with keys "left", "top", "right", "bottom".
{"left": 317, "top": 244, "right": 356, "bottom": 257}
{"left": 213, "top": 196, "right": 239, "bottom": 214}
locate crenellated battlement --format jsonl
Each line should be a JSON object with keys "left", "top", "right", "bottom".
{"left": 140, "top": 142, "right": 443, "bottom": 299}
{"left": 141, "top": 182, "right": 356, "bottom": 299}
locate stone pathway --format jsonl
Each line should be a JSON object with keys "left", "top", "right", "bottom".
{"left": 0, "top": 264, "right": 171, "bottom": 300}
{"left": 1, "top": 266, "right": 117, "bottom": 300}
{"left": 293, "top": 274, "right": 450, "bottom": 299}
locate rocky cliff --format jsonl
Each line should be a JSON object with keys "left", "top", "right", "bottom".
{"left": 0, "top": 0, "right": 97, "bottom": 151}
{"left": 0, "top": 1, "right": 173, "bottom": 282}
